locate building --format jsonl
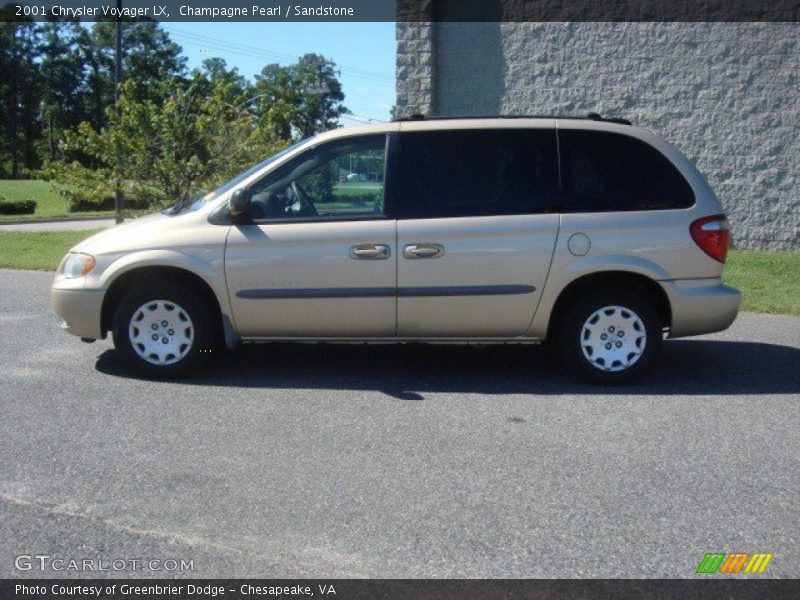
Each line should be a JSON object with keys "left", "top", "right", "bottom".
{"left": 395, "top": 14, "right": 799, "bottom": 249}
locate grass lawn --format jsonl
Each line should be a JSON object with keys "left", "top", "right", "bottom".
{"left": 724, "top": 250, "right": 800, "bottom": 316}
{"left": 0, "top": 179, "right": 114, "bottom": 220}
{"left": 0, "top": 230, "right": 101, "bottom": 271}
{"left": 0, "top": 231, "right": 797, "bottom": 316}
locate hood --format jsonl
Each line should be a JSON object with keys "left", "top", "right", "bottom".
{"left": 71, "top": 212, "right": 181, "bottom": 255}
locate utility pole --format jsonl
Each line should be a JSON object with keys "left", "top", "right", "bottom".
{"left": 10, "top": 25, "right": 19, "bottom": 178}
{"left": 114, "top": 0, "right": 124, "bottom": 223}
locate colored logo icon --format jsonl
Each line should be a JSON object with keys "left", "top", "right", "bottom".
{"left": 696, "top": 552, "right": 773, "bottom": 574}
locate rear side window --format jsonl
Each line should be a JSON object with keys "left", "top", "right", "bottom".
{"left": 398, "top": 129, "right": 559, "bottom": 219}
{"left": 559, "top": 130, "right": 695, "bottom": 211}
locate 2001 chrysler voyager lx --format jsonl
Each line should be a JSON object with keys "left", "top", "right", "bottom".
{"left": 52, "top": 115, "right": 741, "bottom": 384}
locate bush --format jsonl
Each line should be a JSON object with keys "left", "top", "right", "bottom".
{"left": 58, "top": 181, "right": 162, "bottom": 213}
{"left": 0, "top": 195, "right": 37, "bottom": 215}
{"left": 68, "top": 194, "right": 154, "bottom": 213}
{"left": 44, "top": 161, "right": 167, "bottom": 213}
{"left": 68, "top": 195, "right": 115, "bottom": 212}
{"left": 333, "top": 192, "right": 382, "bottom": 207}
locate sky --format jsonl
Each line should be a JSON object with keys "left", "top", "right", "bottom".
{"left": 160, "top": 22, "right": 397, "bottom": 124}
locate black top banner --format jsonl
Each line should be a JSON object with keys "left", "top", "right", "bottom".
{"left": 2, "top": 0, "right": 800, "bottom": 22}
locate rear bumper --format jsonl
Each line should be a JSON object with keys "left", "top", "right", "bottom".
{"left": 660, "top": 278, "right": 741, "bottom": 338}
{"left": 52, "top": 287, "right": 105, "bottom": 340}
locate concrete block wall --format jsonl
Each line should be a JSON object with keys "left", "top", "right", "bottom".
{"left": 395, "top": 21, "right": 800, "bottom": 250}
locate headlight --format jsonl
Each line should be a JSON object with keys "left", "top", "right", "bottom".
{"left": 61, "top": 253, "right": 96, "bottom": 279}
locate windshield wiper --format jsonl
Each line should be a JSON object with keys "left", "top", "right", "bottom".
{"left": 166, "top": 194, "right": 203, "bottom": 216}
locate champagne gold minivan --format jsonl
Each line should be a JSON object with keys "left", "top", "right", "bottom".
{"left": 52, "top": 115, "right": 741, "bottom": 384}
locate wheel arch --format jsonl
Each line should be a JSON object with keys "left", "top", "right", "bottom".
{"left": 546, "top": 271, "right": 672, "bottom": 341}
{"left": 101, "top": 266, "right": 225, "bottom": 341}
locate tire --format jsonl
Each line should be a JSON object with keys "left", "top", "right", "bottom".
{"left": 112, "top": 281, "right": 217, "bottom": 378}
{"left": 556, "top": 289, "right": 662, "bottom": 385}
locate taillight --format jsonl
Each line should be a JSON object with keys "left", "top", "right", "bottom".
{"left": 690, "top": 215, "right": 730, "bottom": 263}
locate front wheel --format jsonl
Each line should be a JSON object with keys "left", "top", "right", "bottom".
{"left": 112, "top": 282, "right": 217, "bottom": 378}
{"left": 557, "top": 290, "right": 662, "bottom": 385}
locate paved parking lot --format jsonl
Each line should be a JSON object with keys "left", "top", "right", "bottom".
{"left": 0, "top": 269, "right": 797, "bottom": 578}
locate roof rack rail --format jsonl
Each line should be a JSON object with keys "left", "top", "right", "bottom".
{"left": 391, "top": 112, "right": 633, "bottom": 126}
{"left": 585, "top": 112, "right": 632, "bottom": 126}
{"left": 394, "top": 113, "right": 427, "bottom": 121}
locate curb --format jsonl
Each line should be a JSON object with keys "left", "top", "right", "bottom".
{"left": 0, "top": 215, "right": 120, "bottom": 226}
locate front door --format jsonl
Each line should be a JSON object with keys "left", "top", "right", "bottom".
{"left": 395, "top": 127, "right": 561, "bottom": 337}
{"left": 225, "top": 134, "right": 397, "bottom": 337}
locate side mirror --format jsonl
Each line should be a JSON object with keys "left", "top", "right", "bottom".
{"left": 229, "top": 188, "right": 251, "bottom": 223}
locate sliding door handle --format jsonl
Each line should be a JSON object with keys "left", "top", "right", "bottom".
{"left": 349, "top": 244, "right": 391, "bottom": 260}
{"left": 403, "top": 243, "right": 445, "bottom": 259}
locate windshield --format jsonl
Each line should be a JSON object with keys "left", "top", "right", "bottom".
{"left": 168, "top": 138, "right": 310, "bottom": 215}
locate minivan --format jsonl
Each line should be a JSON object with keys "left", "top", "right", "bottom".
{"left": 52, "top": 115, "right": 741, "bottom": 384}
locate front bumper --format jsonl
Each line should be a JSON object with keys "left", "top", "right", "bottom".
{"left": 52, "top": 287, "right": 106, "bottom": 340}
{"left": 660, "top": 278, "right": 741, "bottom": 338}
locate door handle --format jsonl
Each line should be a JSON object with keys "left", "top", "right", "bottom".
{"left": 403, "top": 243, "right": 445, "bottom": 259}
{"left": 349, "top": 244, "right": 391, "bottom": 260}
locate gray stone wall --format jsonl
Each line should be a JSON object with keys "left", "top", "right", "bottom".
{"left": 394, "top": 22, "right": 436, "bottom": 117}
{"left": 395, "top": 21, "right": 800, "bottom": 250}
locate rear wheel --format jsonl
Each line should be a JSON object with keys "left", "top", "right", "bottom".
{"left": 557, "top": 289, "right": 662, "bottom": 384}
{"left": 112, "top": 282, "right": 217, "bottom": 378}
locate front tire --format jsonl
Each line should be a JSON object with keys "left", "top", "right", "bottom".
{"left": 112, "top": 282, "right": 217, "bottom": 378}
{"left": 557, "top": 289, "right": 662, "bottom": 385}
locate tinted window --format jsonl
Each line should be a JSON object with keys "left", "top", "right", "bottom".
{"left": 398, "top": 129, "right": 559, "bottom": 219}
{"left": 559, "top": 130, "right": 695, "bottom": 211}
{"left": 248, "top": 135, "right": 386, "bottom": 221}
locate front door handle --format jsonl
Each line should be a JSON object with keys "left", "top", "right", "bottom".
{"left": 403, "top": 243, "right": 445, "bottom": 259}
{"left": 349, "top": 244, "right": 391, "bottom": 260}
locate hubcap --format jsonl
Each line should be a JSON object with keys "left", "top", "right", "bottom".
{"left": 580, "top": 305, "right": 646, "bottom": 372}
{"left": 128, "top": 300, "right": 194, "bottom": 366}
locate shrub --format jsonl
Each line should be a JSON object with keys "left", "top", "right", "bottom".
{"left": 0, "top": 195, "right": 37, "bottom": 215}
{"left": 68, "top": 195, "right": 115, "bottom": 212}
{"left": 333, "top": 192, "right": 382, "bottom": 207}
{"left": 68, "top": 193, "right": 156, "bottom": 213}
{"left": 50, "top": 176, "right": 163, "bottom": 213}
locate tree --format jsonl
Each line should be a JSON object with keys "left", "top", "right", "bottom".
{"left": 49, "top": 77, "right": 284, "bottom": 209}
{"left": 194, "top": 57, "right": 250, "bottom": 105}
{"left": 0, "top": 18, "right": 41, "bottom": 176}
{"left": 35, "top": 36, "right": 350, "bottom": 212}
{"left": 252, "top": 53, "right": 349, "bottom": 140}
{"left": 38, "top": 20, "right": 87, "bottom": 161}
{"left": 80, "top": 20, "right": 187, "bottom": 130}
{"left": 0, "top": 17, "right": 189, "bottom": 174}
{"left": 291, "top": 53, "right": 349, "bottom": 137}
{"left": 73, "top": 23, "right": 106, "bottom": 133}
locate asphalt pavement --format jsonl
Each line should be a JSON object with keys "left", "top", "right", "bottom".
{"left": 0, "top": 269, "right": 797, "bottom": 578}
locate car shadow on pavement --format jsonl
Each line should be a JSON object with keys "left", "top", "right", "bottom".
{"left": 94, "top": 339, "right": 800, "bottom": 399}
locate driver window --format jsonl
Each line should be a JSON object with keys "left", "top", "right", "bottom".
{"left": 249, "top": 135, "right": 386, "bottom": 221}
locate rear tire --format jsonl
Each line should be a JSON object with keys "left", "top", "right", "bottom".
{"left": 112, "top": 281, "right": 217, "bottom": 379}
{"left": 557, "top": 289, "right": 662, "bottom": 385}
